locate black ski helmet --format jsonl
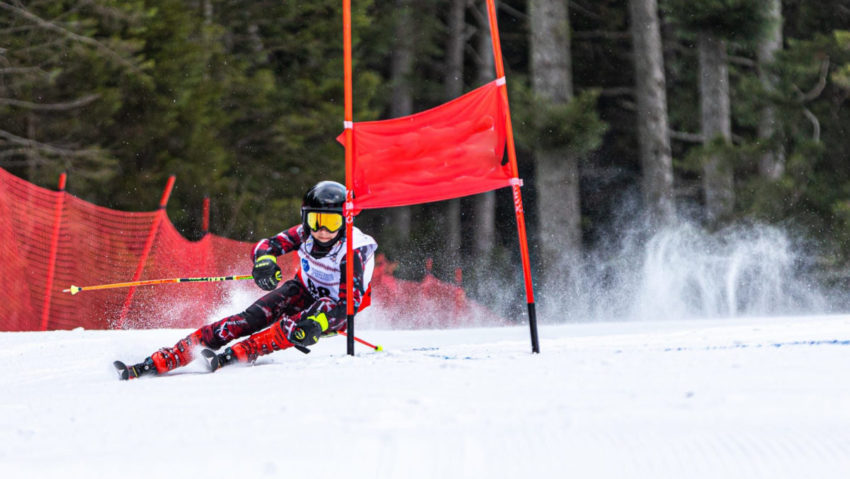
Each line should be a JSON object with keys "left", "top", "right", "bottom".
{"left": 301, "top": 181, "right": 346, "bottom": 245}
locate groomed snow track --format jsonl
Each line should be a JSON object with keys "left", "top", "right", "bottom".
{"left": 1, "top": 315, "right": 849, "bottom": 478}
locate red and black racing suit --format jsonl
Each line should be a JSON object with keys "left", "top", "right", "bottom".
{"left": 198, "top": 224, "right": 371, "bottom": 349}
{"left": 147, "top": 225, "right": 373, "bottom": 373}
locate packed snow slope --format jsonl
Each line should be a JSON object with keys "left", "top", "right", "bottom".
{"left": 1, "top": 315, "right": 849, "bottom": 479}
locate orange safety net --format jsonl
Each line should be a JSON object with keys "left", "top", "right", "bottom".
{"left": 0, "top": 167, "right": 263, "bottom": 331}
{"left": 0, "top": 167, "right": 499, "bottom": 332}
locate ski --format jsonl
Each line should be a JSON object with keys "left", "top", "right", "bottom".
{"left": 113, "top": 360, "right": 131, "bottom": 380}
{"left": 118, "top": 343, "right": 313, "bottom": 379}
{"left": 200, "top": 347, "right": 240, "bottom": 372}
{"left": 200, "top": 348, "right": 222, "bottom": 372}
{"left": 113, "top": 358, "right": 156, "bottom": 380}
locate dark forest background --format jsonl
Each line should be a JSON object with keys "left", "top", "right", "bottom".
{"left": 2, "top": 0, "right": 849, "bottom": 318}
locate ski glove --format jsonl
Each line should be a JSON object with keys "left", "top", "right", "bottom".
{"left": 289, "top": 313, "right": 329, "bottom": 347}
{"left": 252, "top": 254, "right": 282, "bottom": 291}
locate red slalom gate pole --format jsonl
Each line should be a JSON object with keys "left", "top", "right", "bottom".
{"left": 343, "top": 0, "right": 356, "bottom": 356}
{"left": 117, "top": 175, "right": 176, "bottom": 328}
{"left": 201, "top": 196, "right": 210, "bottom": 236}
{"left": 40, "top": 172, "right": 67, "bottom": 331}
{"left": 485, "top": 0, "right": 539, "bottom": 353}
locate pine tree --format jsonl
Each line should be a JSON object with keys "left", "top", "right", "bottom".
{"left": 528, "top": 0, "right": 581, "bottom": 304}
{"left": 756, "top": 0, "right": 784, "bottom": 180}
{"left": 664, "top": 0, "right": 771, "bottom": 226}
{"left": 0, "top": 1, "right": 146, "bottom": 191}
{"left": 629, "top": 0, "right": 675, "bottom": 228}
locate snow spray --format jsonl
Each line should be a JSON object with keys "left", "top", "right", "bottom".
{"left": 542, "top": 221, "right": 829, "bottom": 322}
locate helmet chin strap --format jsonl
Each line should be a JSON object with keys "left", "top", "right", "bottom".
{"left": 310, "top": 230, "right": 343, "bottom": 257}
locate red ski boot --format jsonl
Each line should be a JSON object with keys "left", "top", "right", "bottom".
{"left": 150, "top": 330, "right": 204, "bottom": 374}
{"left": 201, "top": 321, "right": 293, "bottom": 372}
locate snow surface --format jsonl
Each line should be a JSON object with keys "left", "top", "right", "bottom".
{"left": 1, "top": 315, "right": 849, "bottom": 478}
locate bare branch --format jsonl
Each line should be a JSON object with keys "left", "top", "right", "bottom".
{"left": 15, "top": 36, "right": 72, "bottom": 56}
{"left": 0, "top": 128, "right": 99, "bottom": 157}
{"left": 0, "top": 93, "right": 100, "bottom": 111}
{"left": 0, "top": 24, "right": 40, "bottom": 35}
{"left": 617, "top": 99, "right": 636, "bottom": 111}
{"left": 728, "top": 55, "right": 756, "bottom": 68}
{"left": 0, "top": 1, "right": 142, "bottom": 74}
{"left": 573, "top": 30, "right": 630, "bottom": 41}
{"left": 76, "top": 0, "right": 142, "bottom": 24}
{"left": 468, "top": 1, "right": 487, "bottom": 27}
{"left": 802, "top": 107, "right": 821, "bottom": 142}
{"left": 599, "top": 86, "right": 634, "bottom": 97}
{"left": 0, "top": 66, "right": 43, "bottom": 75}
{"left": 463, "top": 26, "right": 476, "bottom": 43}
{"left": 0, "top": 157, "right": 50, "bottom": 167}
{"left": 465, "top": 42, "right": 483, "bottom": 66}
{"left": 571, "top": 1, "right": 602, "bottom": 21}
{"left": 498, "top": 2, "right": 527, "bottom": 21}
{"left": 794, "top": 57, "right": 830, "bottom": 102}
{"left": 669, "top": 129, "right": 704, "bottom": 143}
{"left": 0, "top": 147, "right": 32, "bottom": 159}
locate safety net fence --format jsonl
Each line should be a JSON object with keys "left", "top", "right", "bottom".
{"left": 0, "top": 167, "right": 499, "bottom": 332}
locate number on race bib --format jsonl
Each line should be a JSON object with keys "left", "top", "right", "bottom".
{"left": 307, "top": 278, "right": 331, "bottom": 298}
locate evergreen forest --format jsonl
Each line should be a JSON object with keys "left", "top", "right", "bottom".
{"left": 2, "top": 0, "right": 850, "bottom": 319}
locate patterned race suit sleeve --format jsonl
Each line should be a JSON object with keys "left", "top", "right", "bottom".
{"left": 251, "top": 225, "right": 304, "bottom": 261}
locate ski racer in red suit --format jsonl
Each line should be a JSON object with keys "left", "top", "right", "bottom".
{"left": 115, "top": 181, "right": 378, "bottom": 380}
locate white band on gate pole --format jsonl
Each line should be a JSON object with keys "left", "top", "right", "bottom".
{"left": 496, "top": 77, "right": 506, "bottom": 86}
{"left": 510, "top": 177, "right": 523, "bottom": 187}
{"left": 344, "top": 121, "right": 353, "bottom": 129}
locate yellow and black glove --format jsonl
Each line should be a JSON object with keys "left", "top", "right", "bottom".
{"left": 252, "top": 254, "right": 281, "bottom": 291}
{"left": 289, "top": 312, "right": 329, "bottom": 347}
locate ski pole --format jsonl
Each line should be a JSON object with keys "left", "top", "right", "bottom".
{"left": 293, "top": 331, "right": 381, "bottom": 355}
{"left": 62, "top": 275, "right": 253, "bottom": 295}
{"left": 335, "top": 330, "right": 383, "bottom": 351}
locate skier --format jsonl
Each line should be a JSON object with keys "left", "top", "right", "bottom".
{"left": 115, "top": 180, "right": 378, "bottom": 380}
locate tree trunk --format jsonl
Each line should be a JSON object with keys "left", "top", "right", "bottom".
{"left": 442, "top": 0, "right": 466, "bottom": 271}
{"left": 391, "top": 0, "right": 414, "bottom": 119}
{"left": 757, "top": 0, "right": 785, "bottom": 180}
{"left": 445, "top": 0, "right": 466, "bottom": 100}
{"left": 628, "top": 0, "right": 675, "bottom": 229}
{"left": 529, "top": 0, "right": 580, "bottom": 293}
{"left": 203, "top": 0, "right": 213, "bottom": 25}
{"left": 698, "top": 32, "right": 733, "bottom": 225}
{"left": 389, "top": 0, "right": 414, "bottom": 242}
{"left": 26, "top": 112, "right": 38, "bottom": 181}
{"left": 473, "top": 0, "right": 496, "bottom": 259}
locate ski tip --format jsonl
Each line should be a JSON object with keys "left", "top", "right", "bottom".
{"left": 113, "top": 360, "right": 130, "bottom": 381}
{"left": 200, "top": 349, "right": 219, "bottom": 372}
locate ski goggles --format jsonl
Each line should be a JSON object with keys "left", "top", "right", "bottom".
{"left": 305, "top": 211, "right": 343, "bottom": 233}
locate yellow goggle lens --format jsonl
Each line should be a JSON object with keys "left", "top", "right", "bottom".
{"left": 306, "top": 212, "right": 343, "bottom": 233}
